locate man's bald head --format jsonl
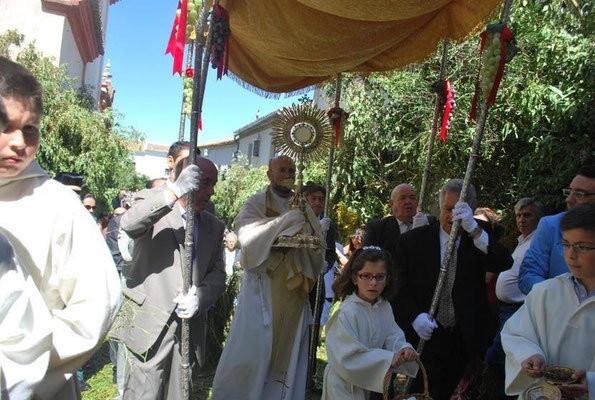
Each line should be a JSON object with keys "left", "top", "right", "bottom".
{"left": 267, "top": 155, "right": 296, "bottom": 198}
{"left": 389, "top": 183, "right": 418, "bottom": 223}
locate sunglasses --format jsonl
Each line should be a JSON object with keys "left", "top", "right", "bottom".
{"left": 84, "top": 205, "right": 96, "bottom": 210}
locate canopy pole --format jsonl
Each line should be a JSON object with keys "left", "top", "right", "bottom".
{"left": 408, "top": 1, "right": 515, "bottom": 395}
{"left": 180, "top": 1, "right": 214, "bottom": 398}
{"left": 178, "top": 40, "right": 195, "bottom": 141}
{"left": 418, "top": 41, "right": 449, "bottom": 212}
{"left": 307, "top": 73, "right": 342, "bottom": 393}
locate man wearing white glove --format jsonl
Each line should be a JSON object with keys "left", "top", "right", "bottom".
{"left": 114, "top": 156, "right": 226, "bottom": 400}
{"left": 213, "top": 157, "right": 325, "bottom": 400}
{"left": 394, "top": 179, "right": 512, "bottom": 400}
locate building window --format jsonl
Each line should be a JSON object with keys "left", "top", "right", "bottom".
{"left": 253, "top": 140, "right": 260, "bottom": 157}
{"left": 248, "top": 143, "right": 253, "bottom": 164}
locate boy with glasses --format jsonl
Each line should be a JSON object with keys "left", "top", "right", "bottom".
{"left": 502, "top": 202, "right": 595, "bottom": 399}
{"left": 519, "top": 164, "right": 595, "bottom": 294}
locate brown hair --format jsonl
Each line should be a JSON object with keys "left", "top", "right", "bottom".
{"left": 332, "top": 247, "right": 396, "bottom": 301}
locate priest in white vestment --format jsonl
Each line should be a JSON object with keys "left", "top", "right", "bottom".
{"left": 212, "top": 156, "right": 324, "bottom": 400}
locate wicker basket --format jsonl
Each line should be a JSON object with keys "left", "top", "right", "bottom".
{"left": 383, "top": 358, "right": 432, "bottom": 400}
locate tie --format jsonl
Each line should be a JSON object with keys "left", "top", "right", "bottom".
{"left": 436, "top": 240, "right": 458, "bottom": 328}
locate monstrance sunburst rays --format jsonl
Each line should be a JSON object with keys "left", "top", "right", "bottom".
{"left": 271, "top": 104, "right": 333, "bottom": 162}
{"left": 270, "top": 104, "right": 332, "bottom": 249}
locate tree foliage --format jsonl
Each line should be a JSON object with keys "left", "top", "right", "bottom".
{"left": 1, "top": 31, "right": 148, "bottom": 213}
{"left": 325, "top": 0, "right": 594, "bottom": 241}
{"left": 211, "top": 155, "right": 269, "bottom": 227}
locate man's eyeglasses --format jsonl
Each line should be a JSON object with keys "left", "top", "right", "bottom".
{"left": 562, "top": 188, "right": 595, "bottom": 200}
{"left": 84, "top": 205, "right": 96, "bottom": 210}
{"left": 561, "top": 241, "right": 595, "bottom": 254}
{"left": 357, "top": 273, "right": 387, "bottom": 282}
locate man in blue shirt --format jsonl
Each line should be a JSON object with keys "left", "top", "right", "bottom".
{"left": 518, "top": 164, "right": 595, "bottom": 294}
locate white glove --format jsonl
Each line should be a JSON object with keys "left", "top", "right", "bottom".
{"left": 319, "top": 217, "right": 331, "bottom": 233}
{"left": 411, "top": 212, "right": 429, "bottom": 229}
{"left": 452, "top": 201, "right": 478, "bottom": 233}
{"left": 173, "top": 285, "right": 199, "bottom": 319}
{"left": 412, "top": 313, "right": 438, "bottom": 341}
{"left": 170, "top": 164, "right": 201, "bottom": 198}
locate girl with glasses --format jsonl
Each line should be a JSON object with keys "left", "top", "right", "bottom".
{"left": 322, "top": 247, "right": 418, "bottom": 399}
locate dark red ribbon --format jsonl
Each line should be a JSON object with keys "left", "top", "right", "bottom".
{"left": 165, "top": 0, "right": 188, "bottom": 76}
{"left": 470, "top": 25, "right": 513, "bottom": 120}
{"left": 440, "top": 80, "right": 454, "bottom": 143}
{"left": 213, "top": 5, "right": 230, "bottom": 80}
{"left": 327, "top": 106, "right": 349, "bottom": 147}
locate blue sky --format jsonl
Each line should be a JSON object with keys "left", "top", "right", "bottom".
{"left": 105, "top": 0, "right": 304, "bottom": 145}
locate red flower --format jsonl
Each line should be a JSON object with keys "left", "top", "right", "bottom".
{"left": 185, "top": 68, "right": 194, "bottom": 78}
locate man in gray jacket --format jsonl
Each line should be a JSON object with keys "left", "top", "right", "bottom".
{"left": 114, "top": 156, "right": 226, "bottom": 400}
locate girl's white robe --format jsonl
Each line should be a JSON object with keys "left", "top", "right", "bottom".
{"left": 322, "top": 294, "right": 418, "bottom": 399}
{"left": 501, "top": 273, "right": 595, "bottom": 400}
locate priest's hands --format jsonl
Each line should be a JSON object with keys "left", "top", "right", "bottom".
{"left": 452, "top": 202, "right": 478, "bottom": 233}
{"left": 412, "top": 313, "right": 438, "bottom": 341}
{"left": 391, "top": 347, "right": 417, "bottom": 368}
{"left": 560, "top": 369, "right": 587, "bottom": 398}
{"left": 412, "top": 212, "right": 429, "bottom": 229}
{"left": 173, "top": 285, "right": 199, "bottom": 319}
{"left": 521, "top": 354, "right": 545, "bottom": 378}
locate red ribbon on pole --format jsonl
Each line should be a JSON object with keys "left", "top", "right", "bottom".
{"left": 487, "top": 26, "right": 513, "bottom": 105}
{"left": 211, "top": 5, "right": 231, "bottom": 80}
{"left": 327, "top": 106, "right": 349, "bottom": 147}
{"left": 165, "top": 0, "right": 188, "bottom": 76}
{"left": 440, "top": 80, "right": 455, "bottom": 143}
{"left": 470, "top": 25, "right": 514, "bottom": 120}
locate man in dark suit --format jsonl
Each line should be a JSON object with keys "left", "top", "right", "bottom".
{"left": 363, "top": 183, "right": 432, "bottom": 264}
{"left": 394, "top": 179, "right": 513, "bottom": 400}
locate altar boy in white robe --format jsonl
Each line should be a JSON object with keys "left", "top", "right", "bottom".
{"left": 0, "top": 56, "right": 121, "bottom": 399}
{"left": 502, "top": 202, "right": 595, "bottom": 400}
{"left": 322, "top": 247, "right": 418, "bottom": 400}
{"left": 212, "top": 155, "right": 324, "bottom": 400}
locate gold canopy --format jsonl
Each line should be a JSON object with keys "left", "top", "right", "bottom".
{"left": 219, "top": 0, "right": 503, "bottom": 94}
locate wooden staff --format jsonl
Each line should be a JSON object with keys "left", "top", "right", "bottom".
{"left": 178, "top": 40, "right": 195, "bottom": 141}
{"left": 407, "top": 0, "right": 515, "bottom": 395}
{"left": 418, "top": 41, "right": 449, "bottom": 212}
{"left": 307, "top": 73, "right": 342, "bottom": 392}
{"left": 180, "top": 1, "right": 214, "bottom": 398}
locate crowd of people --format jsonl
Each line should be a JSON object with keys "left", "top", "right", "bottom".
{"left": 1, "top": 56, "right": 594, "bottom": 400}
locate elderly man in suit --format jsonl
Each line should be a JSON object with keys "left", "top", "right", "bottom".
{"left": 394, "top": 179, "right": 512, "bottom": 400}
{"left": 115, "top": 156, "right": 226, "bottom": 400}
{"left": 364, "top": 183, "right": 431, "bottom": 264}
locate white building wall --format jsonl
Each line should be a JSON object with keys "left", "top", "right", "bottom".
{"left": 202, "top": 142, "right": 237, "bottom": 169}
{"left": 59, "top": 19, "right": 85, "bottom": 87}
{"left": 0, "top": 0, "right": 109, "bottom": 106}
{"left": 84, "top": 0, "right": 110, "bottom": 103}
{"left": 0, "top": 0, "right": 66, "bottom": 62}
{"left": 237, "top": 126, "right": 276, "bottom": 168}
{"left": 133, "top": 152, "right": 169, "bottom": 180}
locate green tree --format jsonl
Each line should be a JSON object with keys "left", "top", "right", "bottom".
{"left": 1, "top": 31, "right": 148, "bottom": 213}
{"left": 211, "top": 155, "right": 269, "bottom": 226}
{"left": 323, "top": 0, "right": 594, "bottom": 242}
